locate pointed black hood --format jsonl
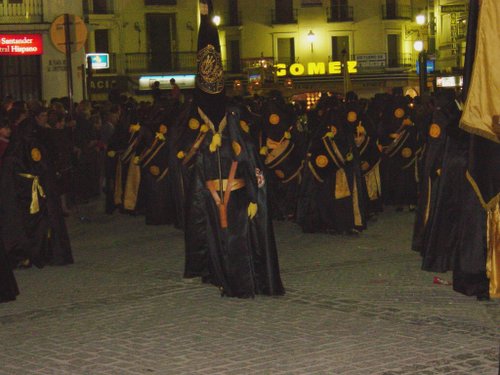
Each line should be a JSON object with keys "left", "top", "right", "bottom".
{"left": 194, "top": 0, "right": 226, "bottom": 127}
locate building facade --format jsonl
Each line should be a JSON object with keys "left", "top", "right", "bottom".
{"left": 0, "top": 0, "right": 468, "bottom": 101}
{"left": 0, "top": 0, "right": 86, "bottom": 102}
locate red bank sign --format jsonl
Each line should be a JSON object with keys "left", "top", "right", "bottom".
{"left": 0, "top": 34, "right": 43, "bottom": 56}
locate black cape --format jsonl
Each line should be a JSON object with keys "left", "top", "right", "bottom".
{"left": 184, "top": 105, "right": 284, "bottom": 298}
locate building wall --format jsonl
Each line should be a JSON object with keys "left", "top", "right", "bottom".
{"left": 42, "top": 1, "right": 86, "bottom": 102}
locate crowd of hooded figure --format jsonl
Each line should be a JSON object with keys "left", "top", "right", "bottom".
{"left": 1, "top": 81, "right": 491, "bottom": 302}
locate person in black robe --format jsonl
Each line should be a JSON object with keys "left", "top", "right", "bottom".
{"left": 345, "top": 92, "right": 382, "bottom": 218}
{"left": 411, "top": 89, "right": 454, "bottom": 255}
{"left": 0, "top": 237, "right": 19, "bottom": 303}
{"left": 0, "top": 112, "right": 73, "bottom": 268}
{"left": 378, "top": 92, "right": 420, "bottom": 210}
{"left": 296, "top": 95, "right": 366, "bottom": 234}
{"left": 138, "top": 112, "right": 175, "bottom": 225}
{"left": 183, "top": 0, "right": 284, "bottom": 298}
{"left": 259, "top": 92, "right": 306, "bottom": 221}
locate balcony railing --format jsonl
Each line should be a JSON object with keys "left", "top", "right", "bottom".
{"left": 271, "top": 8, "right": 298, "bottom": 24}
{"left": 387, "top": 52, "right": 413, "bottom": 68}
{"left": 326, "top": 5, "right": 353, "bottom": 22}
{"left": 125, "top": 52, "right": 197, "bottom": 74}
{"left": 0, "top": 0, "right": 43, "bottom": 23}
{"left": 381, "top": 4, "right": 412, "bottom": 20}
{"left": 82, "top": 0, "right": 115, "bottom": 15}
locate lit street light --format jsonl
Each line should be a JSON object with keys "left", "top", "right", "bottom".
{"left": 307, "top": 30, "right": 316, "bottom": 53}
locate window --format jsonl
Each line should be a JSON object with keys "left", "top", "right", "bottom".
{"left": 94, "top": 30, "right": 110, "bottom": 53}
{"left": 331, "top": 36, "right": 349, "bottom": 61}
{"left": 329, "top": 0, "right": 350, "bottom": 21}
{"left": 275, "top": 0, "right": 294, "bottom": 23}
{"left": 277, "top": 37, "right": 295, "bottom": 65}
{"left": 387, "top": 34, "right": 400, "bottom": 67}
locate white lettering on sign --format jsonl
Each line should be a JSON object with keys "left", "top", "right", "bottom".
{"left": 0, "top": 37, "right": 34, "bottom": 45}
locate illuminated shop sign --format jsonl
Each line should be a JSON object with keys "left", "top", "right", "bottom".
{"left": 86, "top": 53, "right": 109, "bottom": 69}
{"left": 275, "top": 61, "right": 358, "bottom": 77}
{"left": 436, "top": 76, "right": 463, "bottom": 88}
{"left": 138, "top": 74, "right": 196, "bottom": 90}
{"left": 0, "top": 34, "right": 43, "bottom": 56}
{"left": 416, "top": 60, "right": 435, "bottom": 74}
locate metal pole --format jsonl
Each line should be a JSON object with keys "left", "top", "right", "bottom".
{"left": 418, "top": 50, "right": 428, "bottom": 95}
{"left": 86, "top": 56, "right": 93, "bottom": 102}
{"left": 64, "top": 13, "right": 74, "bottom": 118}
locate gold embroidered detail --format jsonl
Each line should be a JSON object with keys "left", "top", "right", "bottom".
{"left": 177, "top": 151, "right": 185, "bottom": 159}
{"left": 129, "top": 123, "right": 141, "bottom": 133}
{"left": 401, "top": 147, "right": 412, "bottom": 158}
{"left": 197, "top": 44, "right": 224, "bottom": 94}
{"left": 345, "top": 152, "right": 354, "bottom": 162}
{"left": 155, "top": 132, "right": 165, "bottom": 141}
{"left": 240, "top": 120, "right": 249, "bottom": 133}
{"left": 394, "top": 108, "right": 405, "bottom": 118}
{"left": 189, "top": 118, "right": 200, "bottom": 130}
{"left": 315, "top": 155, "right": 329, "bottom": 168}
{"left": 159, "top": 124, "right": 168, "bottom": 134}
{"left": 259, "top": 146, "right": 268, "bottom": 156}
{"left": 275, "top": 169, "right": 285, "bottom": 179}
{"left": 284, "top": 131, "right": 291, "bottom": 139}
{"left": 107, "top": 150, "right": 116, "bottom": 158}
{"left": 335, "top": 169, "right": 351, "bottom": 199}
{"left": 232, "top": 141, "right": 241, "bottom": 156}
{"left": 149, "top": 165, "right": 160, "bottom": 176}
{"left": 403, "top": 118, "right": 413, "bottom": 126}
{"left": 209, "top": 133, "right": 222, "bottom": 153}
{"left": 31, "top": 148, "right": 41, "bottom": 162}
{"left": 269, "top": 114, "right": 280, "bottom": 125}
{"left": 429, "top": 123, "right": 441, "bottom": 138}
{"left": 356, "top": 123, "right": 366, "bottom": 136}
{"left": 347, "top": 111, "right": 357, "bottom": 122}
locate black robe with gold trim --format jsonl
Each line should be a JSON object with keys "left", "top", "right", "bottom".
{"left": 0, "top": 119, "right": 73, "bottom": 268}
{"left": 259, "top": 97, "right": 306, "bottom": 220}
{"left": 139, "top": 123, "right": 174, "bottom": 225}
{"left": 184, "top": 106, "right": 284, "bottom": 298}
{"left": 296, "top": 106, "right": 366, "bottom": 234}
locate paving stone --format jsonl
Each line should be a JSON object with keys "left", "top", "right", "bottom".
{"left": 0, "top": 201, "right": 498, "bottom": 374}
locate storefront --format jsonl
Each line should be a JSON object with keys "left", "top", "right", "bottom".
{"left": 0, "top": 34, "right": 43, "bottom": 100}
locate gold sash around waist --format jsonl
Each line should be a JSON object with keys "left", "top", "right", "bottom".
{"left": 206, "top": 178, "right": 246, "bottom": 192}
{"left": 18, "top": 173, "right": 45, "bottom": 214}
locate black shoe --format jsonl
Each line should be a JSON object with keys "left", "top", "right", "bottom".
{"left": 476, "top": 293, "right": 490, "bottom": 301}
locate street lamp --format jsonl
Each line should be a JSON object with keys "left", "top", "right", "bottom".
{"left": 414, "top": 39, "right": 427, "bottom": 96}
{"left": 415, "top": 14, "right": 426, "bottom": 26}
{"left": 307, "top": 30, "right": 316, "bottom": 53}
{"left": 212, "top": 15, "right": 221, "bottom": 26}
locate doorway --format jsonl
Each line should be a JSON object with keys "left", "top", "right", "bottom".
{"left": 146, "top": 13, "right": 177, "bottom": 72}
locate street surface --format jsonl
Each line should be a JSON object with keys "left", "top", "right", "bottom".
{"left": 1, "top": 200, "right": 499, "bottom": 375}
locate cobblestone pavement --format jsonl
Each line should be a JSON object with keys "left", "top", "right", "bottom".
{"left": 1, "top": 200, "right": 499, "bottom": 375}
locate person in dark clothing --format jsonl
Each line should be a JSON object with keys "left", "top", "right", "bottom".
{"left": 0, "top": 237, "right": 19, "bottom": 303}
{"left": 0, "top": 113, "right": 73, "bottom": 268}
{"left": 183, "top": 0, "right": 284, "bottom": 298}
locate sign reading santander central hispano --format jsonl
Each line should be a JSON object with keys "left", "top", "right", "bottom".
{"left": 0, "top": 34, "right": 43, "bottom": 56}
